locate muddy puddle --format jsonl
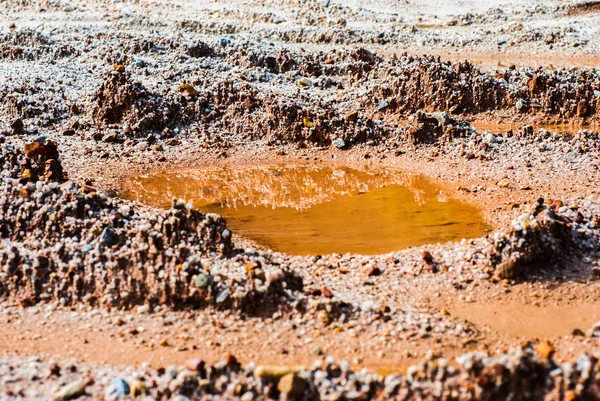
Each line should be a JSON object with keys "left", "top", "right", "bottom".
{"left": 122, "top": 165, "right": 489, "bottom": 255}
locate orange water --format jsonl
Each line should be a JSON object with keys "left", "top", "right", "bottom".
{"left": 121, "top": 165, "right": 489, "bottom": 255}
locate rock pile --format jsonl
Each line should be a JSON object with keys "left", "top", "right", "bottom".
{"left": 3, "top": 345, "right": 600, "bottom": 400}
{"left": 0, "top": 142, "right": 308, "bottom": 313}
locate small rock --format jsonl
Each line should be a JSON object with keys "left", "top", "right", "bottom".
{"left": 105, "top": 378, "right": 130, "bottom": 401}
{"left": 187, "top": 41, "right": 214, "bottom": 58}
{"left": 193, "top": 274, "right": 213, "bottom": 289}
{"left": 130, "top": 380, "right": 147, "bottom": 397}
{"left": 10, "top": 118, "right": 24, "bottom": 135}
{"left": 536, "top": 340, "right": 554, "bottom": 359}
{"left": 137, "top": 304, "right": 151, "bottom": 314}
{"left": 53, "top": 380, "right": 87, "bottom": 401}
{"left": 345, "top": 111, "right": 358, "bottom": 121}
{"left": 297, "top": 78, "right": 311, "bottom": 87}
{"left": 363, "top": 266, "right": 381, "bottom": 276}
{"left": 102, "top": 133, "right": 117, "bottom": 143}
{"left": 332, "top": 138, "right": 345, "bottom": 149}
{"left": 185, "top": 358, "right": 204, "bottom": 371}
{"left": 302, "top": 117, "right": 314, "bottom": 128}
{"left": 495, "top": 256, "right": 521, "bottom": 279}
{"left": 422, "top": 251, "right": 434, "bottom": 264}
{"left": 101, "top": 228, "right": 119, "bottom": 247}
{"left": 178, "top": 83, "right": 198, "bottom": 97}
{"left": 255, "top": 366, "right": 300, "bottom": 381}
{"left": 216, "top": 289, "right": 229, "bottom": 303}
{"left": 277, "top": 373, "right": 307, "bottom": 399}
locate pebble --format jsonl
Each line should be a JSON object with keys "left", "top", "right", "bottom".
{"left": 277, "top": 373, "right": 307, "bottom": 399}
{"left": 104, "top": 378, "right": 130, "bottom": 401}
{"left": 332, "top": 138, "right": 345, "bottom": 149}
{"left": 53, "top": 380, "right": 87, "bottom": 401}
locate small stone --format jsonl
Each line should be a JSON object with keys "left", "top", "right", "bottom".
{"left": 178, "top": 83, "right": 198, "bottom": 97}
{"left": 49, "top": 363, "right": 61, "bottom": 377}
{"left": 101, "top": 228, "right": 119, "bottom": 247}
{"left": 317, "top": 310, "right": 330, "bottom": 325}
{"left": 497, "top": 179, "right": 511, "bottom": 188}
{"left": 216, "top": 289, "right": 229, "bottom": 303}
{"left": 63, "top": 5, "right": 74, "bottom": 12}
{"left": 10, "top": 118, "right": 24, "bottom": 135}
{"left": 240, "top": 392, "right": 254, "bottom": 401}
{"left": 363, "top": 266, "right": 381, "bottom": 276}
{"left": 102, "top": 133, "right": 117, "bottom": 143}
{"left": 159, "top": 338, "right": 169, "bottom": 346}
{"left": 187, "top": 41, "right": 213, "bottom": 58}
{"left": 537, "top": 340, "right": 554, "bottom": 359}
{"left": 114, "top": 317, "right": 125, "bottom": 326}
{"left": 345, "top": 111, "right": 358, "bottom": 121}
{"left": 185, "top": 358, "right": 204, "bottom": 371}
{"left": 105, "top": 378, "right": 130, "bottom": 401}
{"left": 572, "top": 328, "right": 585, "bottom": 336}
{"left": 515, "top": 99, "right": 526, "bottom": 111}
{"left": 277, "top": 373, "right": 307, "bottom": 399}
{"left": 255, "top": 366, "right": 300, "bottom": 381}
{"left": 302, "top": 117, "right": 314, "bottom": 128}
{"left": 137, "top": 304, "right": 151, "bottom": 314}
{"left": 297, "top": 78, "right": 311, "bottom": 87}
{"left": 422, "top": 251, "right": 434, "bottom": 264}
{"left": 332, "top": 138, "right": 345, "bottom": 149}
{"left": 495, "top": 256, "right": 521, "bottom": 279}
{"left": 377, "top": 100, "right": 389, "bottom": 111}
{"left": 193, "top": 274, "right": 213, "bottom": 289}
{"left": 62, "top": 129, "right": 76, "bottom": 136}
{"left": 130, "top": 380, "right": 147, "bottom": 397}
{"left": 53, "top": 380, "right": 87, "bottom": 401}
{"left": 592, "top": 267, "right": 600, "bottom": 278}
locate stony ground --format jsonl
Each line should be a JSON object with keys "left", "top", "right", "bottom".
{"left": 1, "top": 0, "right": 600, "bottom": 400}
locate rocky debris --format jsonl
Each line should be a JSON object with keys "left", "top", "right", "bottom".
{"left": 0, "top": 29, "right": 75, "bottom": 61}
{"left": 0, "top": 144, "right": 316, "bottom": 313}
{"left": 20, "top": 139, "right": 65, "bottom": 183}
{"left": 53, "top": 379, "right": 88, "bottom": 401}
{"left": 491, "top": 198, "right": 598, "bottom": 279}
{"left": 366, "top": 54, "right": 600, "bottom": 122}
{"left": 187, "top": 41, "right": 216, "bottom": 58}
{"left": 3, "top": 345, "right": 600, "bottom": 400}
{"left": 566, "top": 1, "right": 600, "bottom": 15}
{"left": 91, "top": 70, "right": 180, "bottom": 136}
{"left": 9, "top": 118, "right": 24, "bottom": 135}
{"left": 404, "top": 111, "right": 473, "bottom": 145}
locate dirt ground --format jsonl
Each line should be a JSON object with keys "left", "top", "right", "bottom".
{"left": 2, "top": 0, "right": 600, "bottom": 399}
